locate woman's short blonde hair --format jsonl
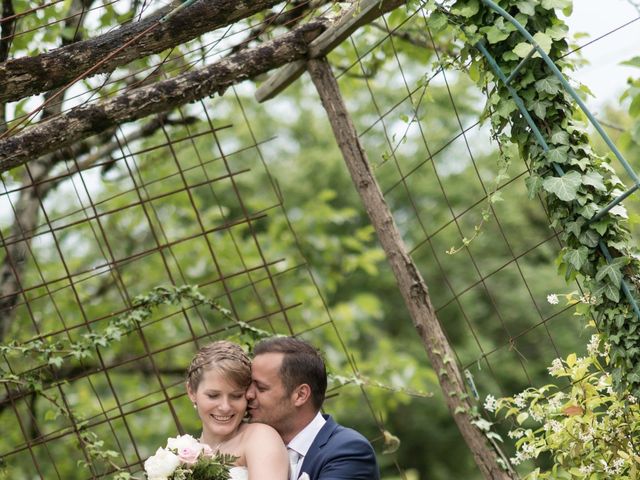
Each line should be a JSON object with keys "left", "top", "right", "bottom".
{"left": 186, "top": 340, "right": 251, "bottom": 392}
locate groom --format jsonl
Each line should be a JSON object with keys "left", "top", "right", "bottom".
{"left": 246, "top": 337, "right": 380, "bottom": 480}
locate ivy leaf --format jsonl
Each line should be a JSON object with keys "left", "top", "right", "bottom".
{"left": 545, "top": 23, "right": 568, "bottom": 40}
{"left": 515, "top": 0, "right": 536, "bottom": 15}
{"left": 532, "top": 101, "right": 546, "bottom": 118}
{"left": 545, "top": 147, "right": 568, "bottom": 165}
{"left": 485, "top": 24, "right": 510, "bottom": 44}
{"left": 610, "top": 204, "right": 628, "bottom": 219}
{"left": 562, "top": 247, "right": 588, "bottom": 270}
{"left": 578, "top": 202, "right": 598, "bottom": 219}
{"left": 579, "top": 228, "right": 600, "bottom": 248}
{"left": 525, "top": 175, "right": 543, "bottom": 199}
{"left": 595, "top": 262, "right": 623, "bottom": 286}
{"left": 540, "top": 0, "right": 572, "bottom": 9}
{"left": 581, "top": 171, "right": 606, "bottom": 191}
{"left": 496, "top": 99, "right": 517, "bottom": 118}
{"left": 542, "top": 171, "right": 581, "bottom": 201}
{"left": 513, "top": 42, "right": 534, "bottom": 58}
{"left": 532, "top": 32, "right": 553, "bottom": 55}
{"left": 535, "top": 76, "right": 560, "bottom": 95}
{"left": 569, "top": 156, "right": 590, "bottom": 170}
{"left": 603, "top": 282, "right": 621, "bottom": 303}
{"left": 451, "top": 0, "right": 479, "bottom": 17}
{"left": 550, "top": 130, "right": 569, "bottom": 145}
{"left": 427, "top": 11, "right": 448, "bottom": 31}
{"left": 621, "top": 55, "right": 640, "bottom": 68}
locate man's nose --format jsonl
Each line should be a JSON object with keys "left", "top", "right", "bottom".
{"left": 246, "top": 384, "right": 256, "bottom": 401}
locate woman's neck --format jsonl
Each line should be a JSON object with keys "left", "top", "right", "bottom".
{"left": 201, "top": 429, "right": 238, "bottom": 450}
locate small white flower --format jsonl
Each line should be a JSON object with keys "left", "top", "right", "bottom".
{"left": 629, "top": 395, "right": 638, "bottom": 404}
{"left": 579, "top": 464, "right": 594, "bottom": 474}
{"left": 547, "top": 358, "right": 564, "bottom": 376}
{"left": 587, "top": 334, "right": 600, "bottom": 356}
{"left": 529, "top": 407, "right": 543, "bottom": 423}
{"left": 484, "top": 394, "right": 497, "bottom": 413}
{"left": 547, "top": 395, "right": 562, "bottom": 411}
{"left": 546, "top": 294, "right": 559, "bottom": 305}
{"left": 508, "top": 429, "right": 524, "bottom": 439}
{"left": 612, "top": 457, "right": 625, "bottom": 474}
{"left": 544, "top": 419, "right": 562, "bottom": 434}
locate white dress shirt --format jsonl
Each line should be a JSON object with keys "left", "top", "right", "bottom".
{"left": 286, "top": 412, "right": 326, "bottom": 480}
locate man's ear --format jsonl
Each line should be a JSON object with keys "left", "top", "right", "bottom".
{"left": 292, "top": 383, "right": 312, "bottom": 407}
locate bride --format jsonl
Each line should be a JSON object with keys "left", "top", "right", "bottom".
{"left": 186, "top": 341, "right": 288, "bottom": 480}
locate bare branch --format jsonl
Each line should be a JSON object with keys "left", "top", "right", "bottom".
{"left": 0, "top": 19, "right": 328, "bottom": 173}
{"left": 0, "top": 0, "right": 284, "bottom": 103}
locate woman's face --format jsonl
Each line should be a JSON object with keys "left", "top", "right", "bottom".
{"left": 188, "top": 368, "right": 247, "bottom": 442}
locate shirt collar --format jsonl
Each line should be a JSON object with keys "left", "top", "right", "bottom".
{"left": 287, "top": 412, "right": 326, "bottom": 457}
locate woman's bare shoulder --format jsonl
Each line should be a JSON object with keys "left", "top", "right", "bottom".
{"left": 240, "top": 422, "right": 283, "bottom": 441}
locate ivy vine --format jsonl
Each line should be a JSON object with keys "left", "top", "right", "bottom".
{"left": 427, "top": 0, "right": 640, "bottom": 394}
{"left": 1, "top": 284, "right": 415, "bottom": 477}
{"left": 0, "top": 285, "right": 241, "bottom": 478}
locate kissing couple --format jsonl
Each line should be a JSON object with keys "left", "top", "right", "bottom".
{"left": 184, "top": 337, "right": 380, "bottom": 480}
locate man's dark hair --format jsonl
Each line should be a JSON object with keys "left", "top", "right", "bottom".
{"left": 253, "top": 337, "right": 327, "bottom": 410}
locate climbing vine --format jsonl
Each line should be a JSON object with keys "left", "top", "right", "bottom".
{"left": 0, "top": 285, "right": 239, "bottom": 479}
{"left": 428, "top": 0, "right": 640, "bottom": 394}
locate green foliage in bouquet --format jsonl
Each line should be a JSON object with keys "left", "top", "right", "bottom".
{"left": 171, "top": 453, "right": 237, "bottom": 480}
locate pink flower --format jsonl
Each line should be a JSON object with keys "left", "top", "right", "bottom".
{"left": 201, "top": 443, "right": 214, "bottom": 457}
{"left": 177, "top": 445, "right": 201, "bottom": 465}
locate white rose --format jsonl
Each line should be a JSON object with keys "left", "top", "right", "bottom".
{"left": 144, "top": 447, "right": 181, "bottom": 480}
{"left": 166, "top": 434, "right": 200, "bottom": 452}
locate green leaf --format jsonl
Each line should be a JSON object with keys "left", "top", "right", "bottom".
{"left": 550, "top": 130, "right": 569, "bottom": 145}
{"left": 532, "top": 101, "right": 546, "bottom": 118}
{"left": 485, "top": 25, "right": 510, "bottom": 44}
{"left": 540, "top": 0, "right": 571, "bottom": 10}
{"left": 595, "top": 262, "right": 623, "bottom": 286}
{"left": 620, "top": 56, "right": 640, "bottom": 68}
{"left": 578, "top": 202, "right": 598, "bottom": 219}
{"left": 532, "top": 32, "right": 553, "bottom": 55}
{"left": 542, "top": 171, "right": 581, "bottom": 201}
{"left": 513, "top": 42, "right": 534, "bottom": 58}
{"left": 451, "top": 0, "right": 479, "bottom": 17}
{"left": 545, "top": 147, "right": 568, "bottom": 164}
{"left": 610, "top": 204, "right": 628, "bottom": 218}
{"left": 535, "top": 76, "right": 560, "bottom": 95}
{"left": 545, "top": 23, "right": 569, "bottom": 40}
{"left": 428, "top": 11, "right": 448, "bottom": 31}
{"left": 603, "top": 282, "right": 621, "bottom": 302}
{"left": 581, "top": 171, "right": 606, "bottom": 191}
{"left": 579, "top": 228, "right": 600, "bottom": 247}
{"left": 562, "top": 247, "right": 588, "bottom": 270}
{"left": 515, "top": 0, "right": 536, "bottom": 15}
{"left": 525, "top": 175, "right": 543, "bottom": 199}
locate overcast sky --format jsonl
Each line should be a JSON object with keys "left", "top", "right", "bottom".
{"left": 563, "top": 0, "right": 640, "bottom": 109}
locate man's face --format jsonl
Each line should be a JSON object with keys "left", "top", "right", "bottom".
{"left": 246, "top": 352, "right": 295, "bottom": 437}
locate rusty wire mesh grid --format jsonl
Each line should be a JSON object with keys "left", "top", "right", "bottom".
{"left": 0, "top": 0, "right": 637, "bottom": 478}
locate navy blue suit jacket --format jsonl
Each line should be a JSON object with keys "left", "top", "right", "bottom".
{"left": 299, "top": 415, "right": 380, "bottom": 480}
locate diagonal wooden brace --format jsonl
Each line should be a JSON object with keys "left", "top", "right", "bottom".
{"left": 306, "top": 56, "right": 519, "bottom": 480}
{"left": 255, "top": 0, "right": 406, "bottom": 103}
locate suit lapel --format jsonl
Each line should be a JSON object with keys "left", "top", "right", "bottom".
{"left": 299, "top": 414, "right": 337, "bottom": 475}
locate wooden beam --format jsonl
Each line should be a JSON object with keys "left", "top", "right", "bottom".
{"left": 306, "top": 56, "right": 519, "bottom": 480}
{"left": 255, "top": 0, "right": 406, "bottom": 103}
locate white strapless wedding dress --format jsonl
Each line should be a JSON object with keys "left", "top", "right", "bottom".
{"left": 229, "top": 466, "right": 249, "bottom": 480}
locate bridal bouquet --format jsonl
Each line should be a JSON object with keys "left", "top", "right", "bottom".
{"left": 144, "top": 434, "right": 235, "bottom": 480}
